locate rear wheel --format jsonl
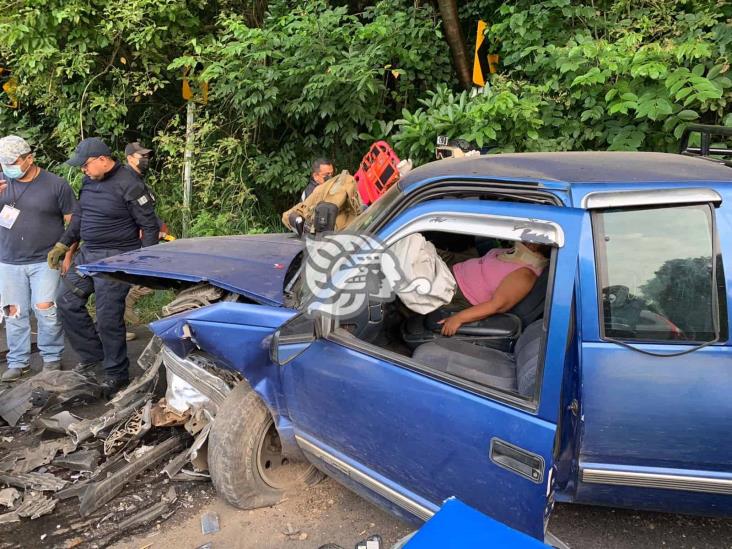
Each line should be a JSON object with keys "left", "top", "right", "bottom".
{"left": 209, "top": 382, "right": 322, "bottom": 509}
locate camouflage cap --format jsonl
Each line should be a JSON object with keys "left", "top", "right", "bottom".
{"left": 0, "top": 135, "right": 31, "bottom": 165}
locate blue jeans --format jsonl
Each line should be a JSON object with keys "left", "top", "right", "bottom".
{"left": 0, "top": 261, "right": 64, "bottom": 369}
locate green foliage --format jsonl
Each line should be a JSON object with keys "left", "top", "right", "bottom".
{"left": 1, "top": 0, "right": 730, "bottom": 237}
{"left": 132, "top": 289, "right": 176, "bottom": 325}
{"left": 0, "top": 0, "right": 204, "bottom": 148}
{"left": 393, "top": 81, "right": 543, "bottom": 164}
{"left": 394, "top": 0, "right": 732, "bottom": 159}
{"left": 172, "top": 0, "right": 452, "bottom": 195}
{"left": 0, "top": 0, "right": 450, "bottom": 233}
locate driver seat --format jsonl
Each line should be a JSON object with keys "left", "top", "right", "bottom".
{"left": 400, "top": 268, "right": 550, "bottom": 351}
{"left": 411, "top": 319, "right": 545, "bottom": 397}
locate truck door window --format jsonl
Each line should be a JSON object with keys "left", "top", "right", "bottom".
{"left": 593, "top": 204, "right": 727, "bottom": 343}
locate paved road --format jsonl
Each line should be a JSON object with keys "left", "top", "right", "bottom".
{"left": 2, "top": 328, "right": 731, "bottom": 548}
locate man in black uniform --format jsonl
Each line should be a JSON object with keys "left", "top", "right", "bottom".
{"left": 124, "top": 142, "right": 152, "bottom": 178}
{"left": 47, "top": 137, "right": 159, "bottom": 395}
{"left": 301, "top": 158, "right": 334, "bottom": 201}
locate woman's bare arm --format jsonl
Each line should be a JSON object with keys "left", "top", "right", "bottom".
{"left": 439, "top": 268, "right": 538, "bottom": 336}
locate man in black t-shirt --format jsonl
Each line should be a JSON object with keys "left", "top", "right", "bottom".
{"left": 48, "top": 137, "right": 159, "bottom": 397}
{"left": 0, "top": 135, "right": 76, "bottom": 381}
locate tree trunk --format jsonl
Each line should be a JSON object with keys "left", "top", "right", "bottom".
{"left": 436, "top": 0, "right": 472, "bottom": 90}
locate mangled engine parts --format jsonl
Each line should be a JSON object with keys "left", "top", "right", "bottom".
{"left": 0, "top": 335, "right": 238, "bottom": 534}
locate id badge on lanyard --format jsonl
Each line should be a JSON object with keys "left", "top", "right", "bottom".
{"left": 0, "top": 205, "right": 20, "bottom": 229}
{"left": 1, "top": 178, "right": 31, "bottom": 229}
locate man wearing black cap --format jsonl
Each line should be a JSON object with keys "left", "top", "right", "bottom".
{"left": 47, "top": 137, "right": 159, "bottom": 396}
{"left": 124, "top": 142, "right": 152, "bottom": 179}
{"left": 122, "top": 141, "right": 155, "bottom": 341}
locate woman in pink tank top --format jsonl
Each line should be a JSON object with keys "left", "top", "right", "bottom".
{"left": 439, "top": 242, "right": 550, "bottom": 336}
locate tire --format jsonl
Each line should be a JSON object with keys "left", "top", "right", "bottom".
{"left": 208, "top": 381, "right": 323, "bottom": 509}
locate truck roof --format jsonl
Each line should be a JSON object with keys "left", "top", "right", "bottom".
{"left": 399, "top": 152, "right": 732, "bottom": 189}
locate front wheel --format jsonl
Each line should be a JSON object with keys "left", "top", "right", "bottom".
{"left": 208, "top": 382, "right": 323, "bottom": 509}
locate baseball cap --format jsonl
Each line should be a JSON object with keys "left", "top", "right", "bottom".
{"left": 0, "top": 135, "right": 31, "bottom": 165}
{"left": 124, "top": 142, "right": 152, "bottom": 157}
{"left": 66, "top": 137, "right": 112, "bottom": 167}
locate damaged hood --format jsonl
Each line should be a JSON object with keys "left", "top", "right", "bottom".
{"left": 77, "top": 233, "right": 303, "bottom": 306}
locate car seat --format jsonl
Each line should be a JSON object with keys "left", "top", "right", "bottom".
{"left": 400, "top": 268, "right": 549, "bottom": 351}
{"left": 411, "top": 319, "right": 545, "bottom": 397}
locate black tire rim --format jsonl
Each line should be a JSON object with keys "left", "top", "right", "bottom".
{"left": 256, "top": 418, "right": 313, "bottom": 489}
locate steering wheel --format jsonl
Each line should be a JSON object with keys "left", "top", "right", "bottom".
{"left": 603, "top": 285, "right": 630, "bottom": 308}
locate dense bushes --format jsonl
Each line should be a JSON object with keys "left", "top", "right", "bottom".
{"left": 393, "top": 0, "right": 732, "bottom": 162}
{"left": 0, "top": 0, "right": 730, "bottom": 235}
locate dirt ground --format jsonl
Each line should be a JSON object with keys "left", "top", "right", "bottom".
{"left": 2, "top": 327, "right": 732, "bottom": 549}
{"left": 112, "top": 478, "right": 412, "bottom": 549}
{"left": 111, "top": 479, "right": 732, "bottom": 549}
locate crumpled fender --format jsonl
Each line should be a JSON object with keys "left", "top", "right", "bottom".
{"left": 150, "top": 302, "right": 300, "bottom": 451}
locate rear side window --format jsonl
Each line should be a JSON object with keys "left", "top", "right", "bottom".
{"left": 593, "top": 204, "right": 727, "bottom": 343}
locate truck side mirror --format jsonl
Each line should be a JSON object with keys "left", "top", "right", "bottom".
{"left": 270, "top": 313, "right": 316, "bottom": 366}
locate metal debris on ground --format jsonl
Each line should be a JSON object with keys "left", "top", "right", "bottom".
{"left": 14, "top": 492, "right": 57, "bottom": 519}
{"left": 0, "top": 371, "right": 100, "bottom": 426}
{"left": 195, "top": 544, "right": 213, "bottom": 549}
{"left": 0, "top": 343, "right": 218, "bottom": 547}
{"left": 283, "top": 523, "right": 308, "bottom": 541}
{"left": 116, "top": 486, "right": 177, "bottom": 531}
{"left": 355, "top": 535, "right": 382, "bottom": 549}
{"left": 52, "top": 449, "right": 101, "bottom": 472}
{"left": 163, "top": 421, "right": 211, "bottom": 479}
{"left": 34, "top": 411, "right": 83, "bottom": 434}
{"left": 172, "top": 468, "right": 210, "bottom": 481}
{"left": 200, "top": 511, "right": 220, "bottom": 535}
{"left": 78, "top": 435, "right": 184, "bottom": 516}
{"left": 11, "top": 437, "right": 76, "bottom": 474}
{"left": 67, "top": 393, "right": 150, "bottom": 445}
{"left": 0, "top": 471, "right": 67, "bottom": 491}
{"left": 104, "top": 401, "right": 153, "bottom": 456}
{"left": 0, "top": 511, "right": 20, "bottom": 524}
{"left": 0, "top": 452, "right": 18, "bottom": 472}
{"left": 0, "top": 487, "right": 19, "bottom": 507}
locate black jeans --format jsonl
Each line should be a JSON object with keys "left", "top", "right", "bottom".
{"left": 57, "top": 246, "right": 133, "bottom": 382}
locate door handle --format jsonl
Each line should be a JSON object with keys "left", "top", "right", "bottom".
{"left": 490, "top": 438, "right": 545, "bottom": 484}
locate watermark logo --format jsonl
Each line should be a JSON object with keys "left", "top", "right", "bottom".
{"left": 303, "top": 232, "right": 431, "bottom": 319}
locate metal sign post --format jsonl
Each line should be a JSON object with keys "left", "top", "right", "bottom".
{"left": 182, "top": 101, "right": 195, "bottom": 238}
{"left": 181, "top": 65, "right": 208, "bottom": 238}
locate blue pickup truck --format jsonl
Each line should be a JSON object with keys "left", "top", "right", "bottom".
{"left": 82, "top": 148, "right": 732, "bottom": 544}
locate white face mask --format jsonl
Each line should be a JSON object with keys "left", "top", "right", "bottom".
{"left": 496, "top": 242, "right": 548, "bottom": 270}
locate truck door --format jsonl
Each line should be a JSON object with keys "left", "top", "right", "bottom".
{"left": 274, "top": 200, "right": 585, "bottom": 540}
{"left": 576, "top": 187, "right": 732, "bottom": 514}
